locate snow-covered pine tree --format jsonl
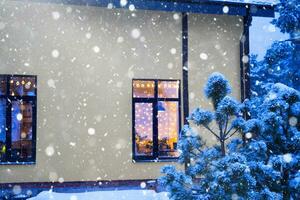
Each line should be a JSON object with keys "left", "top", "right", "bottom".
{"left": 188, "top": 72, "right": 242, "bottom": 156}
{"left": 250, "top": 42, "right": 297, "bottom": 96}
{"left": 251, "top": 0, "right": 300, "bottom": 95}
{"left": 242, "top": 83, "right": 300, "bottom": 200}
{"left": 272, "top": 0, "right": 300, "bottom": 35}
{"left": 159, "top": 72, "right": 300, "bottom": 199}
{"left": 160, "top": 73, "right": 281, "bottom": 199}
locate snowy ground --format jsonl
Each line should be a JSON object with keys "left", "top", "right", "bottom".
{"left": 28, "top": 190, "right": 169, "bottom": 200}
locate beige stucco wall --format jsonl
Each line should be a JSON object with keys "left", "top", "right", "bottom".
{"left": 188, "top": 13, "right": 243, "bottom": 146}
{"left": 0, "top": 1, "right": 242, "bottom": 183}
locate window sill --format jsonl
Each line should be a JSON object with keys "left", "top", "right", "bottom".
{"left": 0, "top": 161, "right": 36, "bottom": 165}
{"left": 133, "top": 157, "right": 179, "bottom": 163}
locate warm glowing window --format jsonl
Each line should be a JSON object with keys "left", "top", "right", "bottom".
{"left": 0, "top": 75, "right": 37, "bottom": 164}
{"left": 132, "top": 79, "right": 181, "bottom": 161}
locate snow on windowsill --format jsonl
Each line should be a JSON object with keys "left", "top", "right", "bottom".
{"left": 28, "top": 190, "right": 169, "bottom": 200}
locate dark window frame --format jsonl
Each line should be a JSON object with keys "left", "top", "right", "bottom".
{"left": 132, "top": 79, "right": 181, "bottom": 162}
{"left": 0, "top": 74, "right": 37, "bottom": 165}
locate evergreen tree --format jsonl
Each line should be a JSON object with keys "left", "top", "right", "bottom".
{"left": 251, "top": 0, "right": 300, "bottom": 95}
{"left": 250, "top": 42, "right": 298, "bottom": 96}
{"left": 243, "top": 83, "right": 300, "bottom": 200}
{"left": 159, "top": 73, "right": 300, "bottom": 200}
{"left": 272, "top": 0, "right": 300, "bottom": 34}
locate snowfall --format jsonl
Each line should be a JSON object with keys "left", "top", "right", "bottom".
{"left": 28, "top": 190, "right": 169, "bottom": 200}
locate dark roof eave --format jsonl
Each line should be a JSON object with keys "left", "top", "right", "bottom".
{"left": 23, "top": 0, "right": 276, "bottom": 17}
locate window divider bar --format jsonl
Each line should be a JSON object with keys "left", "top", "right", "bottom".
{"left": 31, "top": 100, "right": 37, "bottom": 163}
{"left": 5, "top": 75, "right": 12, "bottom": 162}
{"left": 152, "top": 80, "right": 159, "bottom": 159}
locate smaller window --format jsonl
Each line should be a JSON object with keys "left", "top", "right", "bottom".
{"left": 132, "top": 79, "right": 181, "bottom": 162}
{"left": 0, "top": 75, "right": 37, "bottom": 164}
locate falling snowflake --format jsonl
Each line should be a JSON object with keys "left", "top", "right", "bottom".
{"left": 117, "top": 36, "right": 124, "bottom": 43}
{"left": 45, "top": 145, "right": 55, "bottom": 156}
{"left": 107, "top": 3, "right": 113, "bottom": 9}
{"left": 140, "top": 182, "right": 146, "bottom": 188}
{"left": 88, "top": 128, "right": 96, "bottom": 135}
{"left": 170, "top": 48, "right": 177, "bottom": 55}
{"left": 289, "top": 116, "right": 297, "bottom": 126}
{"left": 120, "top": 0, "right": 127, "bottom": 7}
{"left": 51, "top": 11, "right": 60, "bottom": 20}
{"left": 51, "top": 49, "right": 60, "bottom": 58}
{"left": 129, "top": 4, "right": 135, "bottom": 11}
{"left": 242, "top": 55, "right": 249, "bottom": 63}
{"left": 245, "top": 132, "right": 252, "bottom": 139}
{"left": 58, "top": 177, "right": 64, "bottom": 183}
{"left": 69, "top": 142, "right": 76, "bottom": 146}
{"left": 16, "top": 113, "right": 23, "bottom": 121}
{"left": 223, "top": 6, "right": 229, "bottom": 14}
{"left": 93, "top": 46, "right": 100, "bottom": 53}
{"left": 85, "top": 32, "right": 92, "bottom": 39}
{"left": 200, "top": 53, "right": 208, "bottom": 60}
{"left": 173, "top": 13, "right": 180, "bottom": 20}
{"left": 131, "top": 28, "right": 141, "bottom": 39}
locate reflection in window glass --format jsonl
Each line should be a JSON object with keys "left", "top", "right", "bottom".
{"left": 158, "top": 101, "right": 179, "bottom": 157}
{"left": 135, "top": 103, "right": 153, "bottom": 156}
{"left": 0, "top": 100, "right": 6, "bottom": 160}
{"left": 10, "top": 77, "right": 36, "bottom": 96}
{"left": 158, "top": 81, "right": 179, "bottom": 98}
{"left": 0, "top": 77, "right": 6, "bottom": 96}
{"left": 133, "top": 80, "right": 155, "bottom": 98}
{"left": 11, "top": 101, "right": 33, "bottom": 160}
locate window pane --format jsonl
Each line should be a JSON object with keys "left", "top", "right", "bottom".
{"left": 0, "top": 99, "right": 6, "bottom": 160}
{"left": 0, "top": 76, "right": 6, "bottom": 95}
{"left": 158, "top": 101, "right": 179, "bottom": 157}
{"left": 10, "top": 76, "right": 36, "bottom": 96}
{"left": 11, "top": 101, "right": 33, "bottom": 160}
{"left": 135, "top": 103, "right": 153, "bottom": 156}
{"left": 133, "top": 80, "right": 155, "bottom": 98}
{"left": 158, "top": 81, "right": 179, "bottom": 98}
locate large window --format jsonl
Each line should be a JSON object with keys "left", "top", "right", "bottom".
{"left": 0, "top": 75, "right": 37, "bottom": 164}
{"left": 132, "top": 79, "right": 181, "bottom": 161}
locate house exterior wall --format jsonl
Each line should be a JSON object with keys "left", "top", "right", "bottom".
{"left": 0, "top": 1, "right": 242, "bottom": 183}
{"left": 188, "top": 14, "right": 243, "bottom": 146}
